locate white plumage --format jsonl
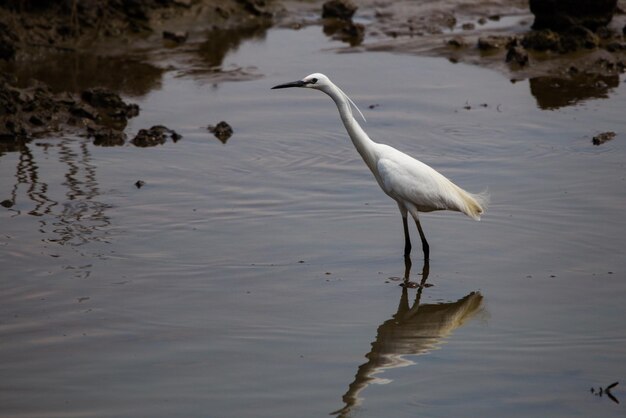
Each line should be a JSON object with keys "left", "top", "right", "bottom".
{"left": 272, "top": 73, "right": 488, "bottom": 259}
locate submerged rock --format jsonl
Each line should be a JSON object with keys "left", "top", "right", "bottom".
{"left": 131, "top": 125, "right": 181, "bottom": 147}
{"left": 592, "top": 131, "right": 616, "bottom": 145}
{"left": 208, "top": 121, "right": 233, "bottom": 143}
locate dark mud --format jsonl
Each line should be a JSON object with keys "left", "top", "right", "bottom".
{"left": 0, "top": 0, "right": 278, "bottom": 146}
{"left": 0, "top": 0, "right": 277, "bottom": 58}
{"left": 275, "top": 0, "right": 626, "bottom": 108}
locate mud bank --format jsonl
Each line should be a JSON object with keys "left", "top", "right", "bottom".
{"left": 278, "top": 0, "right": 626, "bottom": 79}
{"left": 0, "top": 0, "right": 276, "bottom": 60}
{"left": 0, "top": 0, "right": 277, "bottom": 145}
{"left": 1, "top": 0, "right": 625, "bottom": 145}
{"left": 272, "top": 0, "right": 626, "bottom": 111}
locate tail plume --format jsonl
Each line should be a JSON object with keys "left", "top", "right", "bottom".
{"left": 464, "top": 189, "right": 489, "bottom": 220}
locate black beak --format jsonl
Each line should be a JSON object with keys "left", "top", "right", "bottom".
{"left": 272, "top": 80, "right": 306, "bottom": 89}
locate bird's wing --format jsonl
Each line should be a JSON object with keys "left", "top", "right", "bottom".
{"left": 376, "top": 147, "right": 466, "bottom": 213}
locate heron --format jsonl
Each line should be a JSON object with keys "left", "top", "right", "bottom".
{"left": 272, "top": 73, "right": 488, "bottom": 260}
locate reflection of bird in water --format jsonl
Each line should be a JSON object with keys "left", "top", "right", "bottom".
{"left": 272, "top": 73, "right": 488, "bottom": 259}
{"left": 331, "top": 257, "right": 483, "bottom": 417}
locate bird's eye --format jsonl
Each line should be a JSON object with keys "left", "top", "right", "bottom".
{"left": 309, "top": 78, "right": 318, "bottom": 84}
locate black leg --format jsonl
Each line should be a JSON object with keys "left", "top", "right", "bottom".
{"left": 414, "top": 218, "right": 430, "bottom": 261}
{"left": 402, "top": 216, "right": 411, "bottom": 256}
{"left": 403, "top": 254, "right": 412, "bottom": 280}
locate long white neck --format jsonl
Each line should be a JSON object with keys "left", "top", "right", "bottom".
{"left": 324, "top": 83, "right": 378, "bottom": 172}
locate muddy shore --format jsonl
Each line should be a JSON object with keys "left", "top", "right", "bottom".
{"left": 1, "top": 0, "right": 625, "bottom": 145}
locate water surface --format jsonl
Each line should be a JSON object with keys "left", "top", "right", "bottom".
{"left": 2, "top": 25, "right": 626, "bottom": 417}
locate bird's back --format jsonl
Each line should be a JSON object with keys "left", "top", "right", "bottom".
{"left": 374, "top": 144, "right": 488, "bottom": 219}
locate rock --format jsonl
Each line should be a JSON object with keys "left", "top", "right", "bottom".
{"left": 322, "top": 0, "right": 357, "bottom": 21}
{"left": 506, "top": 45, "right": 529, "bottom": 66}
{"left": 529, "top": 0, "right": 617, "bottom": 31}
{"left": 132, "top": 128, "right": 165, "bottom": 147}
{"left": 592, "top": 131, "right": 616, "bottom": 145}
{"left": 131, "top": 125, "right": 181, "bottom": 147}
{"left": 208, "top": 121, "right": 233, "bottom": 143}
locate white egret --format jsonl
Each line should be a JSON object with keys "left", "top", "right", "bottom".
{"left": 272, "top": 73, "right": 488, "bottom": 260}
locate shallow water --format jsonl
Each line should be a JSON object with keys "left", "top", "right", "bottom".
{"left": 2, "top": 24, "right": 626, "bottom": 417}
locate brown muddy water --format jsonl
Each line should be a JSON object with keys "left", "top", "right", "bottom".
{"left": 2, "top": 25, "right": 626, "bottom": 418}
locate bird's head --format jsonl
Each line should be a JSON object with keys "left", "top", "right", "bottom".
{"left": 271, "top": 73, "right": 366, "bottom": 122}
{"left": 271, "top": 73, "right": 331, "bottom": 91}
